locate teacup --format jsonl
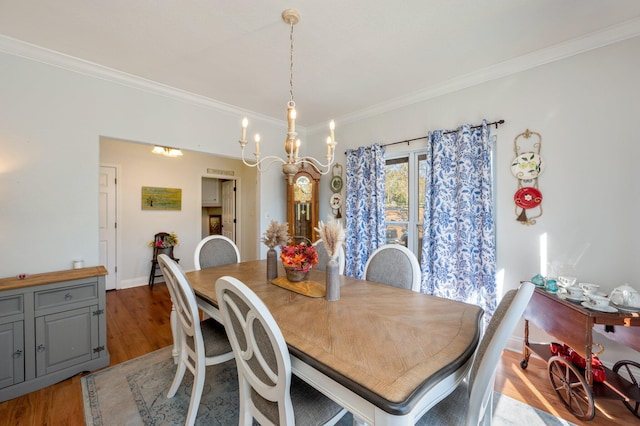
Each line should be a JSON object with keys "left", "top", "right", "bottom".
{"left": 587, "top": 294, "right": 610, "bottom": 309}
{"left": 558, "top": 276, "right": 577, "bottom": 288}
{"left": 565, "top": 286, "right": 584, "bottom": 299}
{"left": 580, "top": 283, "right": 600, "bottom": 294}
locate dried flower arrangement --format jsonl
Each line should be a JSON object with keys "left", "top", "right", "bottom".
{"left": 261, "top": 220, "right": 290, "bottom": 249}
{"left": 315, "top": 219, "right": 345, "bottom": 260}
{"left": 280, "top": 243, "right": 318, "bottom": 273}
{"left": 147, "top": 232, "right": 179, "bottom": 248}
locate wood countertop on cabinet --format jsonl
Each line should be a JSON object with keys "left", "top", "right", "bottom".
{"left": 0, "top": 266, "right": 108, "bottom": 291}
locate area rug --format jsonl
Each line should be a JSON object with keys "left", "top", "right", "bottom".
{"left": 82, "top": 347, "right": 575, "bottom": 425}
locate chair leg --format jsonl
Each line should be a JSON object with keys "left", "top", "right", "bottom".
{"left": 184, "top": 362, "right": 206, "bottom": 426}
{"left": 149, "top": 261, "right": 157, "bottom": 287}
{"left": 167, "top": 348, "right": 187, "bottom": 398}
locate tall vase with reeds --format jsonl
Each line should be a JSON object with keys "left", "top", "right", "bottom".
{"left": 316, "top": 219, "right": 345, "bottom": 301}
{"left": 261, "top": 220, "right": 289, "bottom": 280}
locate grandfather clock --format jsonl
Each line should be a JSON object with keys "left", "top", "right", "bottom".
{"left": 287, "top": 163, "right": 320, "bottom": 243}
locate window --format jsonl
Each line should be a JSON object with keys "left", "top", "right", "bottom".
{"left": 385, "top": 152, "right": 427, "bottom": 263}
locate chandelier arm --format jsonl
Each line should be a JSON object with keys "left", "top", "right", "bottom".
{"left": 297, "top": 156, "right": 336, "bottom": 174}
{"left": 240, "top": 154, "right": 287, "bottom": 172}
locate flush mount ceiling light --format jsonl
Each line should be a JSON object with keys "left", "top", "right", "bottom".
{"left": 238, "top": 9, "right": 337, "bottom": 185}
{"left": 152, "top": 146, "right": 183, "bottom": 157}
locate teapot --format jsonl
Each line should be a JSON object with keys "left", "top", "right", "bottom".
{"left": 609, "top": 284, "right": 640, "bottom": 308}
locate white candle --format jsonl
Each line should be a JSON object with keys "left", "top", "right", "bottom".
{"left": 329, "top": 120, "right": 335, "bottom": 142}
{"left": 326, "top": 137, "right": 332, "bottom": 157}
{"left": 289, "top": 108, "right": 296, "bottom": 133}
{"left": 241, "top": 117, "right": 248, "bottom": 141}
{"left": 255, "top": 134, "right": 260, "bottom": 155}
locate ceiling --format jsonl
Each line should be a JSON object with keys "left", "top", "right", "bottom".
{"left": 1, "top": 1, "right": 640, "bottom": 127}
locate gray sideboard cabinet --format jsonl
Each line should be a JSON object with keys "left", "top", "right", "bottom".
{"left": 0, "top": 266, "right": 109, "bottom": 402}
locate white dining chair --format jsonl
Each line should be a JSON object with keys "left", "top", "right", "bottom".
{"left": 363, "top": 244, "right": 421, "bottom": 291}
{"left": 415, "top": 281, "right": 535, "bottom": 426}
{"left": 193, "top": 235, "right": 240, "bottom": 270}
{"left": 312, "top": 238, "right": 346, "bottom": 275}
{"left": 157, "top": 254, "right": 235, "bottom": 426}
{"left": 215, "top": 275, "right": 348, "bottom": 426}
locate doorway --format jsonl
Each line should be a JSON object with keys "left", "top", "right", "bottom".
{"left": 201, "top": 177, "right": 237, "bottom": 242}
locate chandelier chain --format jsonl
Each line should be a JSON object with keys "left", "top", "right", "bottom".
{"left": 288, "top": 18, "right": 295, "bottom": 107}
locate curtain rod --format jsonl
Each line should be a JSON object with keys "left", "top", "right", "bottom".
{"left": 381, "top": 119, "right": 505, "bottom": 148}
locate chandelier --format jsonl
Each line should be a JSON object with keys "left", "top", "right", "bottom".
{"left": 238, "top": 9, "right": 337, "bottom": 185}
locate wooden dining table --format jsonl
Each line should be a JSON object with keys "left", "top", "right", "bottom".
{"left": 185, "top": 260, "right": 483, "bottom": 425}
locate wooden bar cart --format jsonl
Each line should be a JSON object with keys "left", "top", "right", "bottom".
{"left": 521, "top": 286, "right": 640, "bottom": 421}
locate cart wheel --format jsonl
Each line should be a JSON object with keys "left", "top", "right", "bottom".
{"left": 613, "top": 360, "right": 640, "bottom": 418}
{"left": 520, "top": 359, "right": 528, "bottom": 369}
{"left": 548, "top": 356, "right": 595, "bottom": 420}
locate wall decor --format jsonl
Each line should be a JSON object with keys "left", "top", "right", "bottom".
{"left": 329, "top": 163, "right": 344, "bottom": 218}
{"left": 512, "top": 129, "right": 543, "bottom": 225}
{"left": 141, "top": 186, "right": 182, "bottom": 210}
{"left": 209, "top": 215, "right": 222, "bottom": 235}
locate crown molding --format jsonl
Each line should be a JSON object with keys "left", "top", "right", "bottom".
{"left": 336, "top": 17, "right": 640, "bottom": 127}
{"left": 2, "top": 16, "right": 639, "bottom": 131}
{"left": 0, "top": 34, "right": 284, "bottom": 128}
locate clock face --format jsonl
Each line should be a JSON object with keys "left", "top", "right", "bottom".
{"left": 330, "top": 175, "right": 343, "bottom": 193}
{"left": 330, "top": 193, "right": 343, "bottom": 209}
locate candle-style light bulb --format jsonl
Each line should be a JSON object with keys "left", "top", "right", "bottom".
{"left": 329, "top": 120, "right": 335, "bottom": 142}
{"left": 288, "top": 107, "right": 296, "bottom": 133}
{"left": 255, "top": 133, "right": 260, "bottom": 155}
{"left": 241, "top": 117, "right": 248, "bottom": 141}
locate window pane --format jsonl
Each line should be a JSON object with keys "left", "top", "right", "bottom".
{"left": 417, "top": 153, "right": 427, "bottom": 221}
{"left": 416, "top": 224, "right": 423, "bottom": 265}
{"left": 386, "top": 224, "right": 408, "bottom": 247}
{"left": 385, "top": 157, "right": 408, "bottom": 222}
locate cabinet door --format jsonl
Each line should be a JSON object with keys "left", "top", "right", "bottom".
{"left": 35, "top": 305, "right": 99, "bottom": 377}
{"left": 0, "top": 321, "right": 24, "bottom": 389}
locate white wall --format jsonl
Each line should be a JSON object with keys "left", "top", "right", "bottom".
{"left": 309, "top": 36, "right": 640, "bottom": 365}
{"left": 0, "top": 49, "right": 289, "bottom": 279}
{"left": 100, "top": 138, "right": 258, "bottom": 288}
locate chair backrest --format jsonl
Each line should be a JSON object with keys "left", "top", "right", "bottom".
{"left": 466, "top": 281, "right": 535, "bottom": 425}
{"left": 193, "top": 235, "right": 240, "bottom": 270}
{"left": 363, "top": 244, "right": 421, "bottom": 291}
{"left": 216, "top": 276, "right": 294, "bottom": 426}
{"left": 313, "top": 239, "right": 346, "bottom": 275}
{"left": 157, "top": 254, "right": 205, "bottom": 360}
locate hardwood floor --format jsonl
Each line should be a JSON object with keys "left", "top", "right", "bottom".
{"left": 0, "top": 284, "right": 636, "bottom": 425}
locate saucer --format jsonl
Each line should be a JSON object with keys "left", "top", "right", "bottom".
{"left": 611, "top": 303, "right": 640, "bottom": 313}
{"left": 558, "top": 292, "right": 584, "bottom": 303}
{"left": 581, "top": 301, "right": 618, "bottom": 313}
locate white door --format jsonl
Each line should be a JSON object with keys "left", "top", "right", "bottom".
{"left": 221, "top": 180, "right": 236, "bottom": 241}
{"left": 99, "top": 166, "right": 117, "bottom": 290}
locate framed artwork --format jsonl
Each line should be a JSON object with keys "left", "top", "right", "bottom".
{"left": 209, "top": 215, "right": 222, "bottom": 235}
{"left": 142, "top": 186, "right": 182, "bottom": 210}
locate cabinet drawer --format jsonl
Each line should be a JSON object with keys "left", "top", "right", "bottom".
{"left": 0, "top": 295, "right": 23, "bottom": 319}
{"left": 35, "top": 283, "right": 98, "bottom": 311}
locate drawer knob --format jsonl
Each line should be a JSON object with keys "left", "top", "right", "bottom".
{"left": 37, "top": 344, "right": 46, "bottom": 352}
{"left": 64, "top": 293, "right": 72, "bottom": 301}
{"left": 13, "top": 349, "right": 22, "bottom": 359}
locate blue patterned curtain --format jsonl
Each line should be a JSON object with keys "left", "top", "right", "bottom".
{"left": 344, "top": 144, "right": 386, "bottom": 278}
{"left": 420, "top": 121, "right": 497, "bottom": 316}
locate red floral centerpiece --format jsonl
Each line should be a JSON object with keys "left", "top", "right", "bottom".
{"left": 280, "top": 243, "right": 318, "bottom": 282}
